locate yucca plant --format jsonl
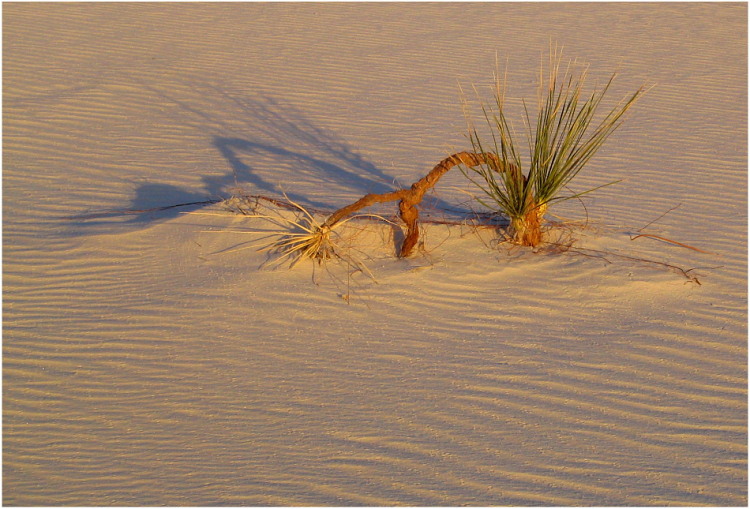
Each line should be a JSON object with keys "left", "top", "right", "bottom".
{"left": 210, "top": 194, "right": 385, "bottom": 277}
{"left": 462, "top": 50, "right": 646, "bottom": 246}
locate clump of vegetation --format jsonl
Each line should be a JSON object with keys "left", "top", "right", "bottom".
{"left": 461, "top": 48, "right": 646, "bottom": 246}
{"left": 217, "top": 194, "right": 380, "bottom": 274}
{"left": 306, "top": 49, "right": 645, "bottom": 257}
{"left": 212, "top": 49, "right": 646, "bottom": 268}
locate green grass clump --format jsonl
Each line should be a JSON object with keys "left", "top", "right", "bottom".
{"left": 462, "top": 48, "right": 646, "bottom": 246}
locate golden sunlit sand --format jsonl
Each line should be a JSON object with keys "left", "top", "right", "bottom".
{"left": 3, "top": 2, "right": 746, "bottom": 505}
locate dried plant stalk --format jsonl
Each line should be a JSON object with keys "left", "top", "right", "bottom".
{"left": 322, "top": 151, "right": 519, "bottom": 257}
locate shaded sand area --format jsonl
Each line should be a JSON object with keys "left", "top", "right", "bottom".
{"left": 3, "top": 3, "right": 747, "bottom": 505}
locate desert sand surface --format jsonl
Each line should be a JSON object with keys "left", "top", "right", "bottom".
{"left": 3, "top": 2, "right": 747, "bottom": 506}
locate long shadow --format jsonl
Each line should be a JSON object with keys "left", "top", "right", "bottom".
{"left": 209, "top": 137, "right": 395, "bottom": 210}
{"left": 66, "top": 88, "right": 461, "bottom": 234}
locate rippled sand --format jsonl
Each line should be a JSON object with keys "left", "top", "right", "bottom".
{"left": 4, "top": 3, "right": 747, "bottom": 505}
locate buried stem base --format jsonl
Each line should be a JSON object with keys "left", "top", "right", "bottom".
{"left": 509, "top": 204, "right": 547, "bottom": 247}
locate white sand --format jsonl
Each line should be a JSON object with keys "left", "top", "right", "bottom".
{"left": 3, "top": 3, "right": 747, "bottom": 505}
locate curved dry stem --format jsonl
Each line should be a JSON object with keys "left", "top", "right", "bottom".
{"left": 323, "top": 151, "right": 519, "bottom": 257}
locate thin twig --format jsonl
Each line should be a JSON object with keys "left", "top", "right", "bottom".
{"left": 61, "top": 199, "right": 222, "bottom": 220}
{"left": 637, "top": 203, "right": 681, "bottom": 232}
{"left": 629, "top": 233, "right": 718, "bottom": 255}
{"left": 561, "top": 244, "right": 716, "bottom": 284}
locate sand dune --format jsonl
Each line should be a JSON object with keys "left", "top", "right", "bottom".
{"left": 3, "top": 3, "right": 746, "bottom": 505}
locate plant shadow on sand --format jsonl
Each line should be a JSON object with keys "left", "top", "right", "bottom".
{"left": 66, "top": 89, "right": 460, "bottom": 236}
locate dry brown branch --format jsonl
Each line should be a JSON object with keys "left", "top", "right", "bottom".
{"left": 322, "top": 151, "right": 517, "bottom": 257}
